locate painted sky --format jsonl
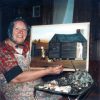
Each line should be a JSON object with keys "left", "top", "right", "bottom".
{"left": 31, "top": 23, "right": 90, "bottom": 41}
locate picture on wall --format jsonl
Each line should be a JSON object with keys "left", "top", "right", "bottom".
{"left": 30, "top": 22, "right": 90, "bottom": 71}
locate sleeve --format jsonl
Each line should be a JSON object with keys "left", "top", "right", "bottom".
{"left": 0, "top": 46, "right": 23, "bottom": 83}
{"left": 4, "top": 66, "right": 23, "bottom": 83}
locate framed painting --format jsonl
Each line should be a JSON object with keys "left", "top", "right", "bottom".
{"left": 30, "top": 22, "right": 90, "bottom": 71}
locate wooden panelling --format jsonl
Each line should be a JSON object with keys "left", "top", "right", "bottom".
{"left": 96, "top": 40, "right": 100, "bottom": 60}
{"left": 73, "top": 0, "right": 100, "bottom": 86}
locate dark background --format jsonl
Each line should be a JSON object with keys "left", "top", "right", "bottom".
{"left": 0, "top": 0, "right": 100, "bottom": 99}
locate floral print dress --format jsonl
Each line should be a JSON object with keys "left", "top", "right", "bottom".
{"left": 0, "top": 41, "right": 62, "bottom": 100}
{"left": 0, "top": 41, "right": 35, "bottom": 100}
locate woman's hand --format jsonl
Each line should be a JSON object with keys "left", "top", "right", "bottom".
{"left": 46, "top": 65, "right": 63, "bottom": 75}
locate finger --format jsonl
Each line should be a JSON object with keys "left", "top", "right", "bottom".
{"left": 56, "top": 65, "right": 62, "bottom": 68}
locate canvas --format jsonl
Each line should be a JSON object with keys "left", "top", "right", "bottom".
{"left": 30, "top": 22, "right": 90, "bottom": 71}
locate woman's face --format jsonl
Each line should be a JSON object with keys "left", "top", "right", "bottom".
{"left": 12, "top": 21, "right": 27, "bottom": 44}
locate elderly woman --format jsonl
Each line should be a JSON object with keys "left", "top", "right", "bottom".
{"left": 0, "top": 17, "right": 63, "bottom": 100}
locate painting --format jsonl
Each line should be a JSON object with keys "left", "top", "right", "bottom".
{"left": 30, "top": 22, "right": 90, "bottom": 71}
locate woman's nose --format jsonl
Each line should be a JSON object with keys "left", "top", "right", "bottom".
{"left": 18, "top": 29, "right": 25, "bottom": 34}
{"left": 19, "top": 30, "right": 23, "bottom": 33}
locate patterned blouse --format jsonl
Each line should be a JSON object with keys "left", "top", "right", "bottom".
{"left": 0, "top": 41, "right": 30, "bottom": 82}
{"left": 0, "top": 40, "right": 35, "bottom": 100}
{"left": 0, "top": 40, "right": 62, "bottom": 100}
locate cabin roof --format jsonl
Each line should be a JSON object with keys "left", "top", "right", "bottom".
{"left": 50, "top": 32, "right": 87, "bottom": 42}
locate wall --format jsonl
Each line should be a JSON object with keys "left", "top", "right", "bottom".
{"left": 63, "top": 0, "right": 74, "bottom": 23}
{"left": 96, "top": 40, "right": 100, "bottom": 60}
{"left": 73, "top": 0, "right": 100, "bottom": 86}
{"left": 53, "top": 0, "right": 74, "bottom": 24}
